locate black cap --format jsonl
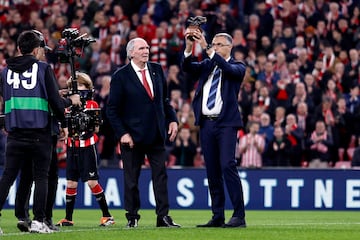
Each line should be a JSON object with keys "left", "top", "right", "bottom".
{"left": 32, "top": 29, "right": 52, "bottom": 51}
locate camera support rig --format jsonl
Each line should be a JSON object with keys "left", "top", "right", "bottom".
{"left": 55, "top": 28, "right": 97, "bottom": 140}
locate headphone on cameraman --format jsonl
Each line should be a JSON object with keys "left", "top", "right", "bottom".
{"left": 32, "top": 29, "right": 52, "bottom": 51}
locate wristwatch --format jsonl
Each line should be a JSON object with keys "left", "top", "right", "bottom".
{"left": 205, "top": 44, "right": 212, "bottom": 50}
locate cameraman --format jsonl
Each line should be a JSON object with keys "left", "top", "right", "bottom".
{"left": 13, "top": 30, "right": 80, "bottom": 232}
{"left": 0, "top": 30, "right": 80, "bottom": 234}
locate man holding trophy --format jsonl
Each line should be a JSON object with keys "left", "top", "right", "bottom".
{"left": 181, "top": 16, "right": 247, "bottom": 228}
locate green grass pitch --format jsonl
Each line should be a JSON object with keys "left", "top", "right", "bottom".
{"left": 0, "top": 209, "right": 359, "bottom": 240}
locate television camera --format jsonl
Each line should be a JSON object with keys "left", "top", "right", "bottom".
{"left": 55, "top": 28, "right": 99, "bottom": 139}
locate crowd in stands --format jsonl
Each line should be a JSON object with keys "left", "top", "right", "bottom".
{"left": 0, "top": 0, "right": 360, "bottom": 169}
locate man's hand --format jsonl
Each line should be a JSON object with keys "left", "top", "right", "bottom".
{"left": 69, "top": 94, "right": 81, "bottom": 106}
{"left": 60, "top": 127, "right": 68, "bottom": 140}
{"left": 168, "top": 122, "right": 178, "bottom": 142}
{"left": 184, "top": 28, "right": 195, "bottom": 53}
{"left": 120, "top": 133, "right": 134, "bottom": 148}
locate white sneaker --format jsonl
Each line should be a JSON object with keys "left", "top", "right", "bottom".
{"left": 30, "top": 220, "right": 53, "bottom": 234}
{"left": 0, "top": 227, "right": 3, "bottom": 235}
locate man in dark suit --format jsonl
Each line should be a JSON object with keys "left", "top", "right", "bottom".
{"left": 181, "top": 29, "right": 246, "bottom": 228}
{"left": 106, "top": 37, "right": 180, "bottom": 228}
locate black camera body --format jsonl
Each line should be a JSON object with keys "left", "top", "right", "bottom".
{"left": 56, "top": 28, "right": 95, "bottom": 63}
{"left": 65, "top": 91, "right": 102, "bottom": 139}
{"left": 66, "top": 109, "right": 101, "bottom": 139}
{"left": 55, "top": 28, "right": 97, "bottom": 139}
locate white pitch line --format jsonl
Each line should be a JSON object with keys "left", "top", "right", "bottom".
{"left": 2, "top": 222, "right": 360, "bottom": 236}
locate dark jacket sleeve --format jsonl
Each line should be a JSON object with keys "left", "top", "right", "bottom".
{"left": 44, "top": 65, "right": 69, "bottom": 121}
{"left": 106, "top": 69, "right": 127, "bottom": 140}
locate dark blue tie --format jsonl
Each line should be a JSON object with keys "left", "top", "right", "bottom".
{"left": 206, "top": 67, "right": 221, "bottom": 109}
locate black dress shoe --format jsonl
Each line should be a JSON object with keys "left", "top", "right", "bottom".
{"left": 223, "top": 217, "right": 246, "bottom": 228}
{"left": 126, "top": 218, "right": 139, "bottom": 228}
{"left": 196, "top": 219, "right": 224, "bottom": 228}
{"left": 156, "top": 216, "right": 181, "bottom": 228}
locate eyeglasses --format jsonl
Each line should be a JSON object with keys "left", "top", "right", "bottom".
{"left": 212, "top": 43, "right": 231, "bottom": 48}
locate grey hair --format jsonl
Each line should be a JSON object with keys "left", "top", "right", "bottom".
{"left": 214, "top": 32, "right": 233, "bottom": 45}
{"left": 126, "top": 38, "right": 136, "bottom": 60}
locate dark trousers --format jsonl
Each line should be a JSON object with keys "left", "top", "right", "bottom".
{"left": 15, "top": 136, "right": 58, "bottom": 220}
{"left": 200, "top": 120, "right": 245, "bottom": 221}
{"left": 0, "top": 133, "right": 52, "bottom": 222}
{"left": 121, "top": 141, "right": 169, "bottom": 219}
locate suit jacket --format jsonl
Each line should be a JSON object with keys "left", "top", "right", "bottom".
{"left": 182, "top": 53, "right": 246, "bottom": 128}
{"left": 106, "top": 62, "right": 177, "bottom": 144}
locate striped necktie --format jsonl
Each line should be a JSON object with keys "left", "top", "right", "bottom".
{"left": 206, "top": 67, "right": 221, "bottom": 109}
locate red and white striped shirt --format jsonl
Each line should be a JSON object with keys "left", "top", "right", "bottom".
{"left": 239, "top": 134, "right": 265, "bottom": 168}
{"left": 67, "top": 133, "right": 99, "bottom": 148}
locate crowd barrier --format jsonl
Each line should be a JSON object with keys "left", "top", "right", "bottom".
{"left": 1, "top": 168, "right": 360, "bottom": 210}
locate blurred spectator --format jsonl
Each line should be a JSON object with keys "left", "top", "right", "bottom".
{"left": 207, "top": 2, "right": 239, "bottom": 40}
{"left": 91, "top": 11, "right": 110, "bottom": 44}
{"left": 273, "top": 106, "right": 287, "bottom": 128}
{"left": 319, "top": 43, "right": 341, "bottom": 83}
{"left": 136, "top": 13, "right": 156, "bottom": 45}
{"left": 268, "top": 126, "right": 291, "bottom": 167}
{"left": 289, "top": 82, "right": 315, "bottom": 115}
{"left": 271, "top": 78, "right": 292, "bottom": 110}
{"left": 259, "top": 35, "right": 273, "bottom": 56}
{"left": 169, "top": 126, "right": 197, "bottom": 167}
{"left": 304, "top": 25, "right": 320, "bottom": 61}
{"left": 295, "top": 102, "right": 314, "bottom": 139}
{"left": 343, "top": 48, "right": 360, "bottom": 92}
{"left": 326, "top": 2, "right": 341, "bottom": 32}
{"left": 279, "top": 26, "right": 296, "bottom": 53}
{"left": 138, "top": 0, "right": 165, "bottom": 26}
{"left": 169, "top": 88, "right": 183, "bottom": 113}
{"left": 255, "top": 1, "right": 274, "bottom": 39}
{"left": 244, "top": 13, "right": 261, "bottom": 51}
{"left": 313, "top": 95, "right": 340, "bottom": 163}
{"left": 336, "top": 96, "right": 352, "bottom": 161}
{"left": 323, "top": 78, "right": 342, "bottom": 103}
{"left": 238, "top": 79, "right": 253, "bottom": 127}
{"left": 89, "top": 50, "right": 118, "bottom": 89}
{"left": 49, "top": 16, "right": 68, "bottom": 41}
{"left": 239, "top": 121, "right": 265, "bottom": 168}
{"left": 294, "top": 15, "right": 306, "bottom": 37}
{"left": 166, "top": 64, "right": 189, "bottom": 99}
{"left": 257, "top": 60, "right": 281, "bottom": 90}
{"left": 284, "top": 113, "right": 304, "bottom": 167}
{"left": 258, "top": 113, "right": 274, "bottom": 167}
{"left": 274, "top": 50, "right": 290, "bottom": 81}
{"left": 297, "top": 48, "right": 314, "bottom": 75}
{"left": 248, "top": 104, "right": 263, "bottom": 124}
{"left": 102, "top": 22, "right": 123, "bottom": 67}
{"left": 271, "top": 19, "right": 284, "bottom": 41}
{"left": 255, "top": 85, "right": 277, "bottom": 120}
{"left": 150, "top": 25, "right": 167, "bottom": 70}
{"left": 176, "top": 102, "right": 198, "bottom": 146}
{"left": 304, "top": 73, "right": 322, "bottom": 107}
{"left": 232, "top": 28, "right": 247, "bottom": 52}
{"left": 177, "top": 0, "right": 191, "bottom": 27}
{"left": 276, "top": 0, "right": 297, "bottom": 27}
{"left": 289, "top": 35, "right": 306, "bottom": 57}
{"left": 307, "top": 120, "right": 333, "bottom": 168}
{"left": 166, "top": 15, "right": 185, "bottom": 67}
